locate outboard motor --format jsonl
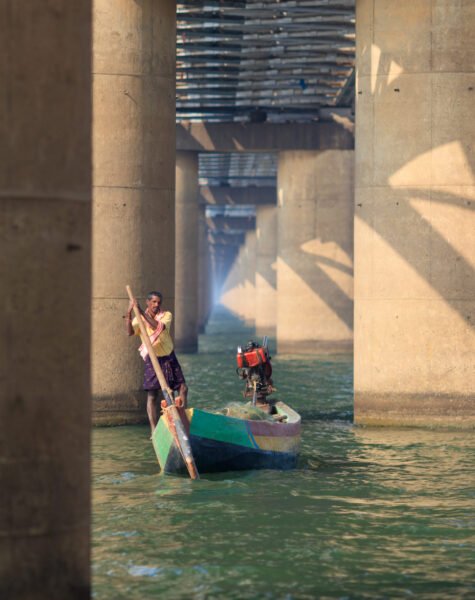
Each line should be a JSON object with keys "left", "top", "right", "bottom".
{"left": 236, "top": 336, "right": 274, "bottom": 407}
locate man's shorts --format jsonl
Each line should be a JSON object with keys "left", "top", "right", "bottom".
{"left": 143, "top": 351, "right": 186, "bottom": 392}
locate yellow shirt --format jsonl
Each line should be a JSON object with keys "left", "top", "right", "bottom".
{"left": 132, "top": 311, "right": 174, "bottom": 357}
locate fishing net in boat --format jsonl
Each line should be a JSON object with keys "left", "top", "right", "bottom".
{"left": 219, "top": 402, "right": 275, "bottom": 421}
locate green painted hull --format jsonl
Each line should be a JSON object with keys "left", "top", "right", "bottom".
{"left": 152, "top": 402, "right": 301, "bottom": 475}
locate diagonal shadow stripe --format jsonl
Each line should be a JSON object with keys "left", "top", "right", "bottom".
{"left": 356, "top": 188, "right": 474, "bottom": 329}
{"left": 280, "top": 253, "right": 354, "bottom": 331}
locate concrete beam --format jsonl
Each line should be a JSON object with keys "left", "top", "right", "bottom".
{"left": 208, "top": 231, "right": 245, "bottom": 246}
{"left": 177, "top": 121, "right": 354, "bottom": 152}
{"left": 207, "top": 215, "right": 256, "bottom": 232}
{"left": 199, "top": 185, "right": 276, "bottom": 206}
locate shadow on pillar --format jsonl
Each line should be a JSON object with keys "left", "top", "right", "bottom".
{"left": 276, "top": 150, "right": 354, "bottom": 355}
{"left": 354, "top": 0, "right": 475, "bottom": 426}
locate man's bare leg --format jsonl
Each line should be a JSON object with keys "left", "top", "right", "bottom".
{"left": 147, "top": 391, "right": 158, "bottom": 437}
{"left": 178, "top": 383, "right": 188, "bottom": 408}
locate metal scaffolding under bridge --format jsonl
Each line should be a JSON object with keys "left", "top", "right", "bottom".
{"left": 177, "top": 0, "right": 355, "bottom": 124}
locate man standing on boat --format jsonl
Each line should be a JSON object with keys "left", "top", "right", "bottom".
{"left": 125, "top": 291, "right": 188, "bottom": 436}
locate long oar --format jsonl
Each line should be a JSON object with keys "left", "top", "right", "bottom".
{"left": 126, "top": 285, "right": 199, "bottom": 480}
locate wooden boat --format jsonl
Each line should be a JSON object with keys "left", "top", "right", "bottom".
{"left": 152, "top": 401, "right": 301, "bottom": 475}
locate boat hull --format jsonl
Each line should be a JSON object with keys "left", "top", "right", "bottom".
{"left": 152, "top": 402, "right": 301, "bottom": 475}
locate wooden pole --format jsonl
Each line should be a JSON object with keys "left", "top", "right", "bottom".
{"left": 126, "top": 285, "right": 199, "bottom": 480}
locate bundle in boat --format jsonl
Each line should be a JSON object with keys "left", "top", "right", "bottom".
{"left": 220, "top": 402, "right": 276, "bottom": 421}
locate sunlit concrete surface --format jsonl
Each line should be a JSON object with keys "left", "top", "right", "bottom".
{"left": 277, "top": 150, "right": 355, "bottom": 353}
{"left": 256, "top": 206, "right": 278, "bottom": 336}
{"left": 354, "top": 0, "right": 475, "bottom": 427}
{"left": 221, "top": 230, "right": 258, "bottom": 327}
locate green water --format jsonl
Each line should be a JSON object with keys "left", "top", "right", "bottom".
{"left": 93, "top": 308, "right": 475, "bottom": 599}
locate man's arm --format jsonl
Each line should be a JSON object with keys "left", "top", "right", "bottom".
{"left": 159, "top": 311, "right": 173, "bottom": 330}
{"left": 125, "top": 300, "right": 136, "bottom": 336}
{"left": 125, "top": 300, "right": 162, "bottom": 334}
{"left": 141, "top": 309, "right": 159, "bottom": 330}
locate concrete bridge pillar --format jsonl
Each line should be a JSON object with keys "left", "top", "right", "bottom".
{"left": 0, "top": 2, "right": 91, "bottom": 597}
{"left": 221, "top": 231, "right": 257, "bottom": 326}
{"left": 92, "top": 0, "right": 176, "bottom": 424}
{"left": 256, "top": 206, "right": 277, "bottom": 337}
{"left": 175, "top": 151, "right": 199, "bottom": 352}
{"left": 355, "top": 0, "right": 475, "bottom": 426}
{"left": 277, "top": 151, "right": 354, "bottom": 353}
{"left": 212, "top": 243, "right": 239, "bottom": 304}
{"left": 198, "top": 207, "right": 213, "bottom": 333}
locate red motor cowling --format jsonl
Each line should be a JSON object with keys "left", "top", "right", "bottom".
{"left": 236, "top": 339, "right": 274, "bottom": 403}
{"left": 236, "top": 346, "right": 267, "bottom": 369}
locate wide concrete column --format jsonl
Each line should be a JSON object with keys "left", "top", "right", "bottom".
{"left": 198, "top": 207, "right": 213, "bottom": 332}
{"left": 175, "top": 151, "right": 199, "bottom": 352}
{"left": 355, "top": 0, "right": 475, "bottom": 427}
{"left": 256, "top": 206, "right": 277, "bottom": 336}
{"left": 92, "top": 0, "right": 176, "bottom": 424}
{"left": 212, "top": 243, "right": 239, "bottom": 304}
{"left": 277, "top": 151, "right": 354, "bottom": 353}
{"left": 0, "top": 2, "right": 91, "bottom": 597}
{"left": 221, "top": 230, "right": 257, "bottom": 325}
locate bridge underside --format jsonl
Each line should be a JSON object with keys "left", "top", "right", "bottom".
{"left": 3, "top": 1, "right": 475, "bottom": 596}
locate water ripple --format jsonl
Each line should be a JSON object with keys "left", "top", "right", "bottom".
{"left": 93, "top": 308, "right": 475, "bottom": 599}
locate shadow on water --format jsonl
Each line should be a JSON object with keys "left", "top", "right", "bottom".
{"left": 93, "top": 307, "right": 475, "bottom": 600}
